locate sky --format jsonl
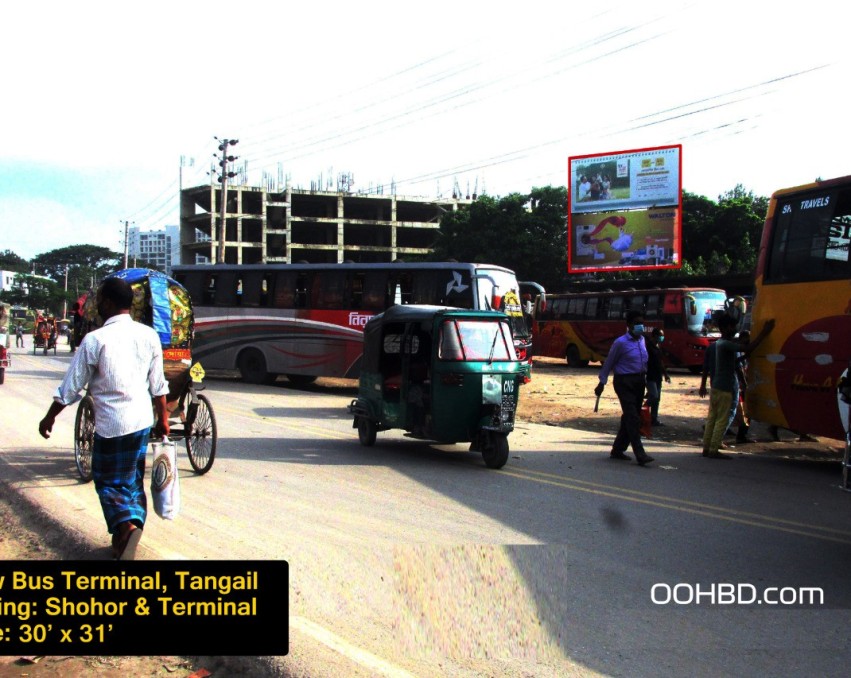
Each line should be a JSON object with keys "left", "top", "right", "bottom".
{"left": 1, "top": 0, "right": 849, "bottom": 261}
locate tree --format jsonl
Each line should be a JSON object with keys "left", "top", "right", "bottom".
{"left": 31, "top": 245, "right": 122, "bottom": 298}
{"left": 431, "top": 186, "right": 568, "bottom": 292}
{"left": 0, "top": 250, "right": 30, "bottom": 273}
{"left": 0, "top": 274, "right": 60, "bottom": 314}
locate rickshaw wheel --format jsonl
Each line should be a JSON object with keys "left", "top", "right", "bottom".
{"left": 185, "top": 393, "right": 217, "bottom": 474}
{"left": 481, "top": 432, "right": 509, "bottom": 469}
{"left": 74, "top": 396, "right": 95, "bottom": 483}
{"left": 357, "top": 417, "right": 377, "bottom": 447}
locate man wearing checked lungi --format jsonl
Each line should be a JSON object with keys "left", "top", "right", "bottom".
{"left": 39, "top": 277, "right": 170, "bottom": 560}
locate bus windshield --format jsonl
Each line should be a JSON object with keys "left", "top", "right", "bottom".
{"left": 685, "top": 290, "right": 727, "bottom": 336}
{"left": 474, "top": 267, "right": 529, "bottom": 339}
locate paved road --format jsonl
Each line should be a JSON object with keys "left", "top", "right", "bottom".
{"left": 1, "top": 346, "right": 850, "bottom": 677}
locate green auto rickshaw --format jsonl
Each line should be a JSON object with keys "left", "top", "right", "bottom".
{"left": 347, "top": 305, "right": 524, "bottom": 469}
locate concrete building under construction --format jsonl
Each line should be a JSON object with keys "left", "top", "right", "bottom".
{"left": 179, "top": 184, "right": 472, "bottom": 265}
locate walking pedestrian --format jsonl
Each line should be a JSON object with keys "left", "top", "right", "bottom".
{"left": 15, "top": 323, "right": 24, "bottom": 348}
{"left": 38, "top": 277, "right": 170, "bottom": 560}
{"left": 699, "top": 316, "right": 774, "bottom": 458}
{"left": 645, "top": 327, "right": 671, "bottom": 426}
{"left": 594, "top": 310, "right": 654, "bottom": 466}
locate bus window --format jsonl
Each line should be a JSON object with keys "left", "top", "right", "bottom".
{"left": 388, "top": 273, "right": 413, "bottom": 306}
{"left": 238, "top": 271, "right": 269, "bottom": 307}
{"left": 585, "top": 297, "right": 599, "bottom": 319}
{"left": 295, "top": 273, "right": 308, "bottom": 308}
{"left": 203, "top": 275, "right": 217, "bottom": 305}
{"left": 607, "top": 296, "right": 624, "bottom": 320}
{"left": 627, "top": 295, "right": 645, "bottom": 315}
{"left": 349, "top": 273, "right": 365, "bottom": 309}
{"left": 274, "top": 272, "right": 296, "bottom": 308}
{"left": 644, "top": 294, "right": 661, "bottom": 319}
{"left": 214, "top": 272, "right": 238, "bottom": 306}
{"left": 550, "top": 298, "right": 567, "bottom": 320}
{"left": 361, "top": 273, "right": 386, "bottom": 311}
{"left": 312, "top": 271, "right": 345, "bottom": 309}
{"left": 767, "top": 187, "right": 851, "bottom": 283}
{"left": 567, "top": 297, "right": 585, "bottom": 320}
{"left": 260, "top": 274, "right": 272, "bottom": 307}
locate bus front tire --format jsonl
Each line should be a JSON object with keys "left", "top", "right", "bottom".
{"left": 566, "top": 345, "right": 589, "bottom": 368}
{"left": 238, "top": 349, "right": 276, "bottom": 385}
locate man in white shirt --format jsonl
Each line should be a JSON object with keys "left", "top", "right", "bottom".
{"left": 39, "top": 277, "right": 170, "bottom": 560}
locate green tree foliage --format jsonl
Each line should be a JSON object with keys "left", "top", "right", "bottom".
{"left": 0, "top": 274, "right": 59, "bottom": 314}
{"left": 433, "top": 184, "right": 767, "bottom": 292}
{"left": 0, "top": 250, "right": 30, "bottom": 273}
{"left": 32, "top": 245, "right": 122, "bottom": 300}
{"left": 431, "top": 187, "right": 567, "bottom": 292}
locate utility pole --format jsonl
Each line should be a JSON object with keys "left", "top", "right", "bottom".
{"left": 121, "top": 220, "right": 133, "bottom": 268}
{"left": 214, "top": 137, "right": 239, "bottom": 264}
{"left": 63, "top": 264, "right": 69, "bottom": 319}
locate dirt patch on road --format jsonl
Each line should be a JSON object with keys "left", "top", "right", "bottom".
{"left": 517, "top": 357, "right": 844, "bottom": 461}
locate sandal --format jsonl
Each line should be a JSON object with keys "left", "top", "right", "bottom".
{"left": 115, "top": 524, "right": 143, "bottom": 561}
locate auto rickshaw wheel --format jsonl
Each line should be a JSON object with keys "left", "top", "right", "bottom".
{"left": 74, "top": 395, "right": 95, "bottom": 483}
{"left": 0, "top": 368, "right": 5, "bottom": 385}
{"left": 481, "top": 432, "right": 509, "bottom": 469}
{"left": 357, "top": 417, "right": 377, "bottom": 447}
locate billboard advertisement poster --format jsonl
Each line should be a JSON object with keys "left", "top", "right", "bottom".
{"left": 569, "top": 145, "right": 681, "bottom": 214}
{"left": 569, "top": 207, "right": 680, "bottom": 273}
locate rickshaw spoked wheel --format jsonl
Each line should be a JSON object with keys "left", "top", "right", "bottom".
{"left": 357, "top": 417, "right": 377, "bottom": 447}
{"left": 185, "top": 393, "right": 217, "bottom": 474}
{"left": 74, "top": 395, "right": 95, "bottom": 483}
{"left": 480, "top": 432, "right": 509, "bottom": 469}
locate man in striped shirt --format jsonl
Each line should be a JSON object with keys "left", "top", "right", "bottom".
{"left": 39, "top": 277, "right": 170, "bottom": 560}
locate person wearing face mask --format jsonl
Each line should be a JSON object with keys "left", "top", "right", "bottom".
{"left": 645, "top": 327, "right": 671, "bottom": 426}
{"left": 594, "top": 310, "right": 654, "bottom": 466}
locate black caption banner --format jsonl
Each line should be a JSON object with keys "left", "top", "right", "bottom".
{"left": 0, "top": 560, "right": 288, "bottom": 655}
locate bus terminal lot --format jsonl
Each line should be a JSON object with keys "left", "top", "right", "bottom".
{"left": 1, "top": 346, "right": 850, "bottom": 678}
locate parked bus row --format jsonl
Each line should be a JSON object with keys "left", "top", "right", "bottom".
{"left": 530, "top": 286, "right": 729, "bottom": 373}
{"left": 172, "top": 262, "right": 531, "bottom": 385}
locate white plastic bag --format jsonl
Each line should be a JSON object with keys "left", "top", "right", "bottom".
{"left": 150, "top": 436, "right": 180, "bottom": 520}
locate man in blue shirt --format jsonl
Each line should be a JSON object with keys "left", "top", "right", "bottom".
{"left": 595, "top": 310, "right": 653, "bottom": 466}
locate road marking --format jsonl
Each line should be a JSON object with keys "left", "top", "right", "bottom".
{"left": 500, "top": 467, "right": 851, "bottom": 544}
{"left": 211, "top": 395, "right": 851, "bottom": 543}
{"left": 291, "top": 616, "right": 417, "bottom": 678}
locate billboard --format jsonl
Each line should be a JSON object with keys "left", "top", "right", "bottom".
{"left": 569, "top": 208, "right": 679, "bottom": 273}
{"left": 568, "top": 144, "right": 682, "bottom": 273}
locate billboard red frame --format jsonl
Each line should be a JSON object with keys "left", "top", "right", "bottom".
{"left": 567, "top": 144, "right": 682, "bottom": 274}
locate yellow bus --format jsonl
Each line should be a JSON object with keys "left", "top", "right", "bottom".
{"left": 746, "top": 175, "right": 851, "bottom": 441}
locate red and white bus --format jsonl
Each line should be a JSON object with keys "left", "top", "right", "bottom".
{"left": 532, "top": 287, "right": 728, "bottom": 372}
{"left": 172, "top": 262, "right": 531, "bottom": 384}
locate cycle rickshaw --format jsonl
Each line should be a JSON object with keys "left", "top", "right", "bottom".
{"left": 73, "top": 268, "right": 217, "bottom": 482}
{"left": 33, "top": 315, "right": 58, "bottom": 355}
